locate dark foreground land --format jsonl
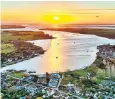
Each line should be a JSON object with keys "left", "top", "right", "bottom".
{"left": 1, "top": 30, "right": 54, "bottom": 67}
{"left": 40, "top": 28, "right": 115, "bottom": 39}
{"left": 1, "top": 41, "right": 45, "bottom": 67}
{"left": 1, "top": 44, "right": 115, "bottom": 99}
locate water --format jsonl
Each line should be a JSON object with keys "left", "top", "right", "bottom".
{"left": 1, "top": 28, "right": 115, "bottom": 73}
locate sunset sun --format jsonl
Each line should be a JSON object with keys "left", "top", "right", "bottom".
{"left": 53, "top": 16, "right": 60, "bottom": 21}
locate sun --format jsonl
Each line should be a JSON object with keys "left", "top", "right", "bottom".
{"left": 41, "top": 13, "right": 75, "bottom": 24}
{"left": 53, "top": 16, "right": 60, "bottom": 20}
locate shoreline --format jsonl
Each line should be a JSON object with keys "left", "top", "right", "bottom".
{"left": 1, "top": 41, "right": 45, "bottom": 67}
{"left": 2, "top": 44, "right": 115, "bottom": 74}
{"left": 1, "top": 30, "right": 54, "bottom": 67}
{"left": 1, "top": 28, "right": 115, "bottom": 72}
{"left": 1, "top": 44, "right": 115, "bottom": 98}
{"left": 40, "top": 28, "right": 115, "bottom": 39}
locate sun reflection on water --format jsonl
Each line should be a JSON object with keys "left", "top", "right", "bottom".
{"left": 40, "top": 33, "right": 65, "bottom": 73}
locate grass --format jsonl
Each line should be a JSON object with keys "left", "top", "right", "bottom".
{"left": 1, "top": 32, "right": 33, "bottom": 43}
{"left": 66, "top": 66, "right": 98, "bottom": 77}
{"left": 6, "top": 72, "right": 24, "bottom": 85}
{"left": 1, "top": 32, "right": 20, "bottom": 42}
{"left": 61, "top": 67, "right": 90, "bottom": 84}
{"left": 62, "top": 66, "right": 103, "bottom": 84}
{"left": 1, "top": 31, "right": 53, "bottom": 43}
{"left": 61, "top": 75, "right": 77, "bottom": 84}
{"left": 1, "top": 44, "right": 16, "bottom": 54}
{"left": 72, "top": 68, "right": 89, "bottom": 76}
{"left": 94, "top": 69, "right": 109, "bottom": 83}
{"left": 10, "top": 72, "right": 24, "bottom": 78}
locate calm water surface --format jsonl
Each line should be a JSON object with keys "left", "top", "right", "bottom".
{"left": 1, "top": 28, "right": 115, "bottom": 73}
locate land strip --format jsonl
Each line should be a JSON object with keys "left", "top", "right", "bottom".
{"left": 40, "top": 28, "right": 115, "bottom": 39}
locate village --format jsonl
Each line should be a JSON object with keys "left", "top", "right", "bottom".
{"left": 1, "top": 44, "right": 115, "bottom": 99}
{"left": 1, "top": 29, "right": 115, "bottom": 99}
{"left": 1, "top": 30, "right": 54, "bottom": 67}
{"left": 1, "top": 41, "right": 45, "bottom": 67}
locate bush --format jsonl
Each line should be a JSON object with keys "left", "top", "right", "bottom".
{"left": 2, "top": 89, "right": 29, "bottom": 99}
{"left": 89, "top": 88, "right": 96, "bottom": 93}
{"left": 81, "top": 79, "right": 97, "bottom": 87}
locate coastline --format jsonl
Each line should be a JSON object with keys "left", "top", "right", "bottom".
{"left": 1, "top": 41, "right": 45, "bottom": 67}
{"left": 1, "top": 44, "right": 115, "bottom": 98}
{"left": 1, "top": 30, "right": 115, "bottom": 98}
{"left": 1, "top": 29, "right": 115, "bottom": 72}
{"left": 1, "top": 30, "right": 54, "bottom": 67}
{"left": 2, "top": 44, "right": 115, "bottom": 75}
{"left": 40, "top": 28, "right": 115, "bottom": 39}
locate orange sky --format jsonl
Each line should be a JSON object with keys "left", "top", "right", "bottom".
{"left": 1, "top": 1, "right": 115, "bottom": 25}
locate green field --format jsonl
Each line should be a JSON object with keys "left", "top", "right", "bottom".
{"left": 10, "top": 72, "right": 24, "bottom": 78}
{"left": 1, "top": 44, "right": 16, "bottom": 54}
{"left": 1, "top": 32, "right": 19, "bottom": 42}
{"left": 1, "top": 32, "right": 33, "bottom": 54}
{"left": 1, "top": 31, "right": 53, "bottom": 43}
{"left": 62, "top": 65, "right": 107, "bottom": 84}
{"left": 1, "top": 32, "right": 32, "bottom": 42}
